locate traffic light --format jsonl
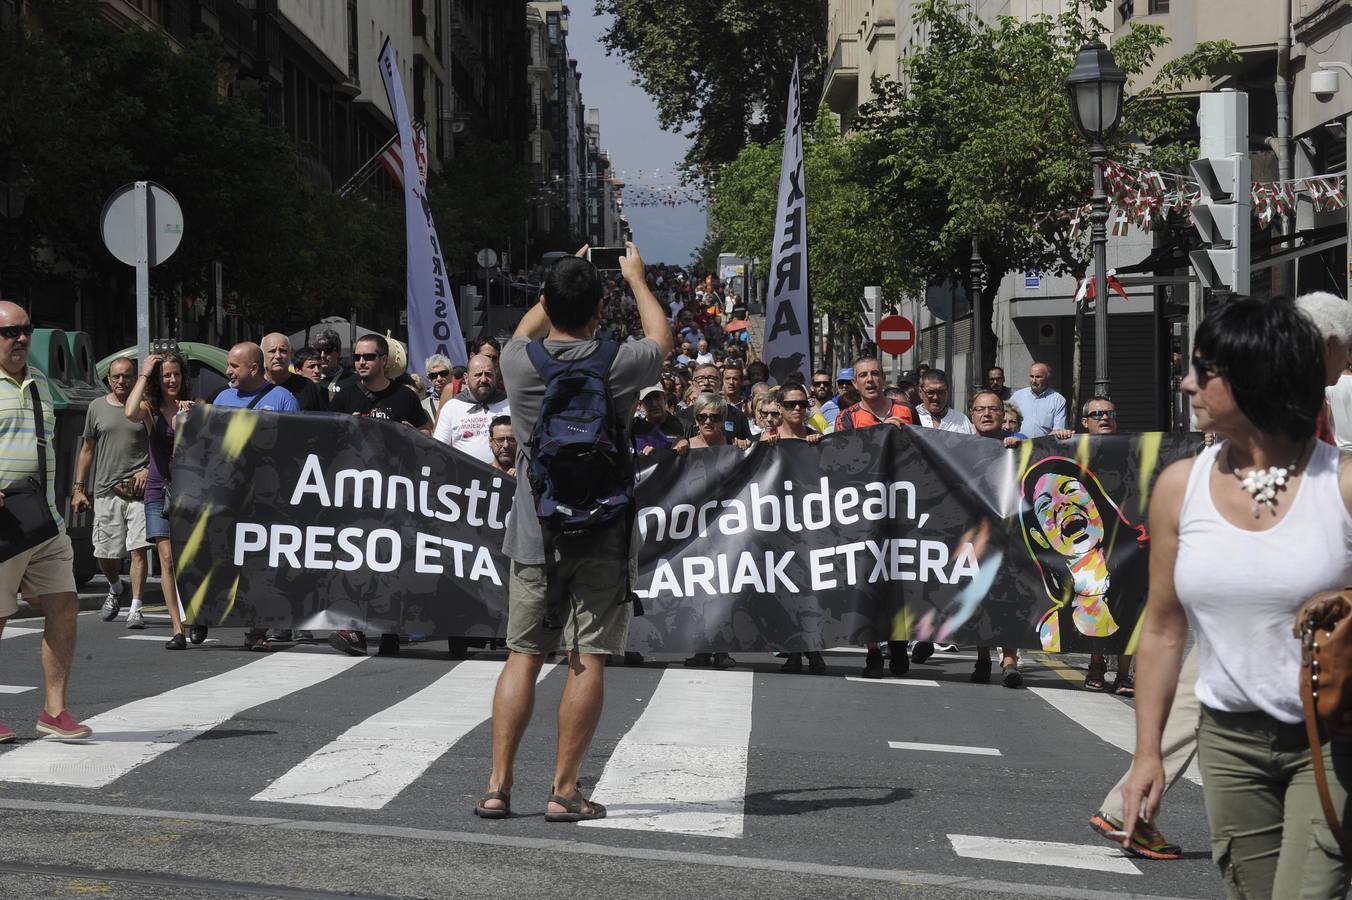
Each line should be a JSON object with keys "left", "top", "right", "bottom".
{"left": 459, "top": 285, "right": 489, "bottom": 341}
{"left": 1188, "top": 91, "right": 1250, "bottom": 297}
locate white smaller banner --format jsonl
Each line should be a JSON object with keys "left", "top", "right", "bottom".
{"left": 379, "top": 40, "right": 467, "bottom": 374}
{"left": 762, "top": 61, "right": 810, "bottom": 387}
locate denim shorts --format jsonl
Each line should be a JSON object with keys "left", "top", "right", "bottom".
{"left": 144, "top": 497, "right": 171, "bottom": 541}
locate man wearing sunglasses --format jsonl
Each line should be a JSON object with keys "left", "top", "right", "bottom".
{"left": 0, "top": 303, "right": 91, "bottom": 740}
{"left": 327, "top": 334, "right": 432, "bottom": 659}
{"left": 312, "top": 329, "right": 357, "bottom": 399}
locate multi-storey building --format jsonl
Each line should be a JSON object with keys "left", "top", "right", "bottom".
{"left": 822, "top": 0, "right": 897, "bottom": 133}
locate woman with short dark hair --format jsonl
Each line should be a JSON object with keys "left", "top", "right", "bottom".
{"left": 1122, "top": 296, "right": 1352, "bottom": 897}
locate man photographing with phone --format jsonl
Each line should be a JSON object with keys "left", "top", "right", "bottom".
{"left": 476, "top": 242, "right": 668, "bottom": 823}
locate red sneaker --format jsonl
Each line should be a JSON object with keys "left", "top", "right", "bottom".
{"left": 36, "top": 710, "right": 93, "bottom": 740}
{"left": 0, "top": 721, "right": 15, "bottom": 743}
{"left": 327, "top": 630, "right": 368, "bottom": 656}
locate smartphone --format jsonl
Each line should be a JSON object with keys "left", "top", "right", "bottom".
{"left": 151, "top": 338, "right": 180, "bottom": 356}
{"left": 588, "top": 246, "right": 628, "bottom": 271}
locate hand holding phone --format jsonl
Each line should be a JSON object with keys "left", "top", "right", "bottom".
{"left": 587, "top": 246, "right": 629, "bottom": 271}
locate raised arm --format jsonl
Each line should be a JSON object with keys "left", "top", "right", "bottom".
{"left": 620, "top": 242, "right": 673, "bottom": 358}
{"left": 514, "top": 245, "right": 590, "bottom": 339}
{"left": 124, "top": 355, "right": 159, "bottom": 423}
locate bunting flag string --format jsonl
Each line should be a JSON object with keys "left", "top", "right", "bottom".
{"left": 1087, "top": 160, "right": 1347, "bottom": 239}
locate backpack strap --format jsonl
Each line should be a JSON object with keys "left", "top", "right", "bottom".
{"left": 245, "top": 383, "right": 276, "bottom": 410}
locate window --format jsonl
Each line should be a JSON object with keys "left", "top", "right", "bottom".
{"left": 1148, "top": 0, "right": 1169, "bottom": 12}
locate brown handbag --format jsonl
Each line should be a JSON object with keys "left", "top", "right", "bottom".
{"left": 1295, "top": 588, "right": 1352, "bottom": 861}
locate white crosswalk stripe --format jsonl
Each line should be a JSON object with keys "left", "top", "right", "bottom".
{"left": 0, "top": 653, "right": 366, "bottom": 788}
{"left": 253, "top": 659, "right": 558, "bottom": 809}
{"left": 579, "top": 669, "right": 754, "bottom": 839}
{"left": 0, "top": 626, "right": 42, "bottom": 640}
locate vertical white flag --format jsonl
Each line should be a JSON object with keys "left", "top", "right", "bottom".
{"left": 762, "top": 61, "right": 810, "bottom": 386}
{"left": 378, "top": 39, "right": 467, "bottom": 373}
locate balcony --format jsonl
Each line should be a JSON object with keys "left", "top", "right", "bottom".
{"left": 822, "top": 34, "right": 859, "bottom": 114}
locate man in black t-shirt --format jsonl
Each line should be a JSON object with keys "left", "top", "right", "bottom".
{"left": 262, "top": 333, "right": 327, "bottom": 412}
{"left": 327, "top": 335, "right": 431, "bottom": 432}
{"left": 676, "top": 362, "right": 751, "bottom": 440}
{"left": 326, "top": 334, "right": 430, "bottom": 660}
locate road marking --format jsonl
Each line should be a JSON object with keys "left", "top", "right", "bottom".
{"left": 0, "top": 684, "right": 35, "bottom": 694}
{"left": 0, "top": 799, "right": 1199, "bottom": 900}
{"left": 118, "top": 635, "right": 219, "bottom": 644}
{"left": 580, "top": 669, "right": 753, "bottom": 839}
{"left": 0, "top": 626, "right": 41, "bottom": 640}
{"left": 844, "top": 676, "right": 940, "bottom": 687}
{"left": 1028, "top": 687, "right": 1201, "bottom": 785}
{"left": 253, "top": 660, "right": 555, "bottom": 809}
{"left": 948, "top": 834, "right": 1140, "bottom": 875}
{"left": 824, "top": 647, "right": 867, "bottom": 654}
{"left": 888, "top": 741, "right": 1001, "bottom": 756}
{"left": 0, "top": 653, "right": 366, "bottom": 788}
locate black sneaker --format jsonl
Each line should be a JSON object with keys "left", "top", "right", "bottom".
{"left": 862, "top": 647, "right": 885, "bottom": 679}
{"left": 265, "top": 629, "right": 293, "bottom": 642}
{"left": 189, "top": 625, "right": 209, "bottom": 645}
{"left": 712, "top": 652, "right": 737, "bottom": 670}
{"left": 99, "top": 583, "right": 125, "bottom": 622}
{"left": 781, "top": 653, "right": 803, "bottom": 674}
{"left": 377, "top": 633, "right": 400, "bottom": 656}
{"left": 328, "top": 630, "right": 368, "bottom": 656}
{"left": 888, "top": 642, "right": 910, "bottom": 677}
{"left": 971, "top": 659, "right": 992, "bottom": 684}
{"left": 623, "top": 651, "right": 644, "bottom": 666}
{"left": 165, "top": 633, "right": 186, "bottom": 651}
{"left": 807, "top": 652, "right": 827, "bottom": 675}
{"left": 911, "top": 641, "right": 936, "bottom": 663}
{"left": 684, "top": 653, "right": 713, "bottom": 668}
{"left": 1001, "top": 665, "right": 1024, "bottom": 689}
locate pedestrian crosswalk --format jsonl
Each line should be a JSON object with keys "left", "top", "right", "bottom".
{"left": 0, "top": 641, "right": 1177, "bottom": 877}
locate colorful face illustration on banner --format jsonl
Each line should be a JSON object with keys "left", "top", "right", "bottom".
{"left": 1018, "top": 457, "right": 1149, "bottom": 652}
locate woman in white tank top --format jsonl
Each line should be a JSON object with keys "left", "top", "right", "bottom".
{"left": 1120, "top": 296, "right": 1352, "bottom": 899}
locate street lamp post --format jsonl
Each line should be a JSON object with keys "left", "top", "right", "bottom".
{"left": 1066, "top": 40, "right": 1126, "bottom": 400}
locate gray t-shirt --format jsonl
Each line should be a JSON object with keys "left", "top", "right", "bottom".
{"left": 500, "top": 335, "right": 663, "bottom": 564}
{"left": 82, "top": 395, "right": 150, "bottom": 497}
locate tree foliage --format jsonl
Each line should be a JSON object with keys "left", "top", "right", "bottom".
{"left": 0, "top": 0, "right": 403, "bottom": 328}
{"left": 595, "top": 0, "right": 827, "bottom": 174}
{"left": 428, "top": 137, "right": 532, "bottom": 272}
{"left": 710, "top": 112, "right": 900, "bottom": 332}
{"left": 706, "top": 0, "right": 1235, "bottom": 369}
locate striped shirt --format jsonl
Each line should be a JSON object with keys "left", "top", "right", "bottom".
{"left": 0, "top": 367, "right": 60, "bottom": 525}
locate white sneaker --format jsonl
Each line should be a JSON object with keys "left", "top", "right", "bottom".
{"left": 125, "top": 610, "right": 146, "bottom": 630}
{"left": 99, "top": 582, "right": 125, "bottom": 622}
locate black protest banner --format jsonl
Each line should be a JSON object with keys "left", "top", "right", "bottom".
{"left": 171, "top": 407, "right": 1199, "bottom": 652}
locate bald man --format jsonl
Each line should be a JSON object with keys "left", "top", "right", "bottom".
{"left": 0, "top": 300, "right": 92, "bottom": 740}
{"left": 433, "top": 353, "right": 509, "bottom": 463}
{"left": 262, "top": 332, "right": 327, "bottom": 412}
{"left": 1008, "top": 362, "right": 1067, "bottom": 438}
{"left": 215, "top": 342, "right": 299, "bottom": 413}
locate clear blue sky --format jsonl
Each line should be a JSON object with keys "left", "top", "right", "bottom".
{"left": 566, "top": 9, "right": 708, "bottom": 265}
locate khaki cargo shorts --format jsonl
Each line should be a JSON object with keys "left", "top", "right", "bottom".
{"left": 93, "top": 494, "right": 151, "bottom": 558}
{"left": 506, "top": 527, "right": 634, "bottom": 656}
{"left": 0, "top": 530, "right": 76, "bottom": 618}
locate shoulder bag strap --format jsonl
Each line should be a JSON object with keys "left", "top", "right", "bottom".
{"left": 245, "top": 383, "right": 276, "bottom": 411}
{"left": 28, "top": 381, "right": 47, "bottom": 494}
{"left": 1302, "top": 639, "right": 1352, "bottom": 868}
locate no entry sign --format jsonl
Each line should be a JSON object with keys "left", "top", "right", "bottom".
{"left": 875, "top": 314, "right": 916, "bottom": 355}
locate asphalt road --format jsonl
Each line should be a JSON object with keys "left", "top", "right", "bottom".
{"left": 0, "top": 593, "right": 1223, "bottom": 900}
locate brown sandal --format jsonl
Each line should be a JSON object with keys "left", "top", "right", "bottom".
{"left": 544, "top": 792, "right": 606, "bottom": 823}
{"left": 474, "top": 788, "right": 511, "bottom": 819}
{"left": 1084, "top": 659, "right": 1108, "bottom": 692}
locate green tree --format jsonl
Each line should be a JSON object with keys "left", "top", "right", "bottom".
{"left": 855, "top": 0, "right": 1235, "bottom": 386}
{"left": 595, "top": 0, "right": 827, "bottom": 173}
{"left": 428, "top": 137, "right": 532, "bottom": 272}
{"left": 0, "top": 0, "right": 404, "bottom": 332}
{"left": 710, "top": 111, "right": 904, "bottom": 348}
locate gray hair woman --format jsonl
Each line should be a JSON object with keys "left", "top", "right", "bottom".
{"left": 688, "top": 393, "right": 749, "bottom": 449}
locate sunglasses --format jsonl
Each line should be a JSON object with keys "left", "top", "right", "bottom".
{"left": 1086, "top": 409, "right": 1117, "bottom": 420}
{"left": 352, "top": 352, "right": 382, "bottom": 362}
{"left": 1192, "top": 356, "right": 1220, "bottom": 384}
{"left": 428, "top": 370, "right": 451, "bottom": 379}
{"left": 695, "top": 413, "right": 723, "bottom": 424}
{"left": 0, "top": 324, "right": 33, "bottom": 340}
{"left": 781, "top": 399, "right": 811, "bottom": 409}
{"left": 812, "top": 381, "right": 831, "bottom": 388}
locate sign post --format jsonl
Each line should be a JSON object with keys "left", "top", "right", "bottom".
{"left": 100, "top": 181, "right": 184, "bottom": 362}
